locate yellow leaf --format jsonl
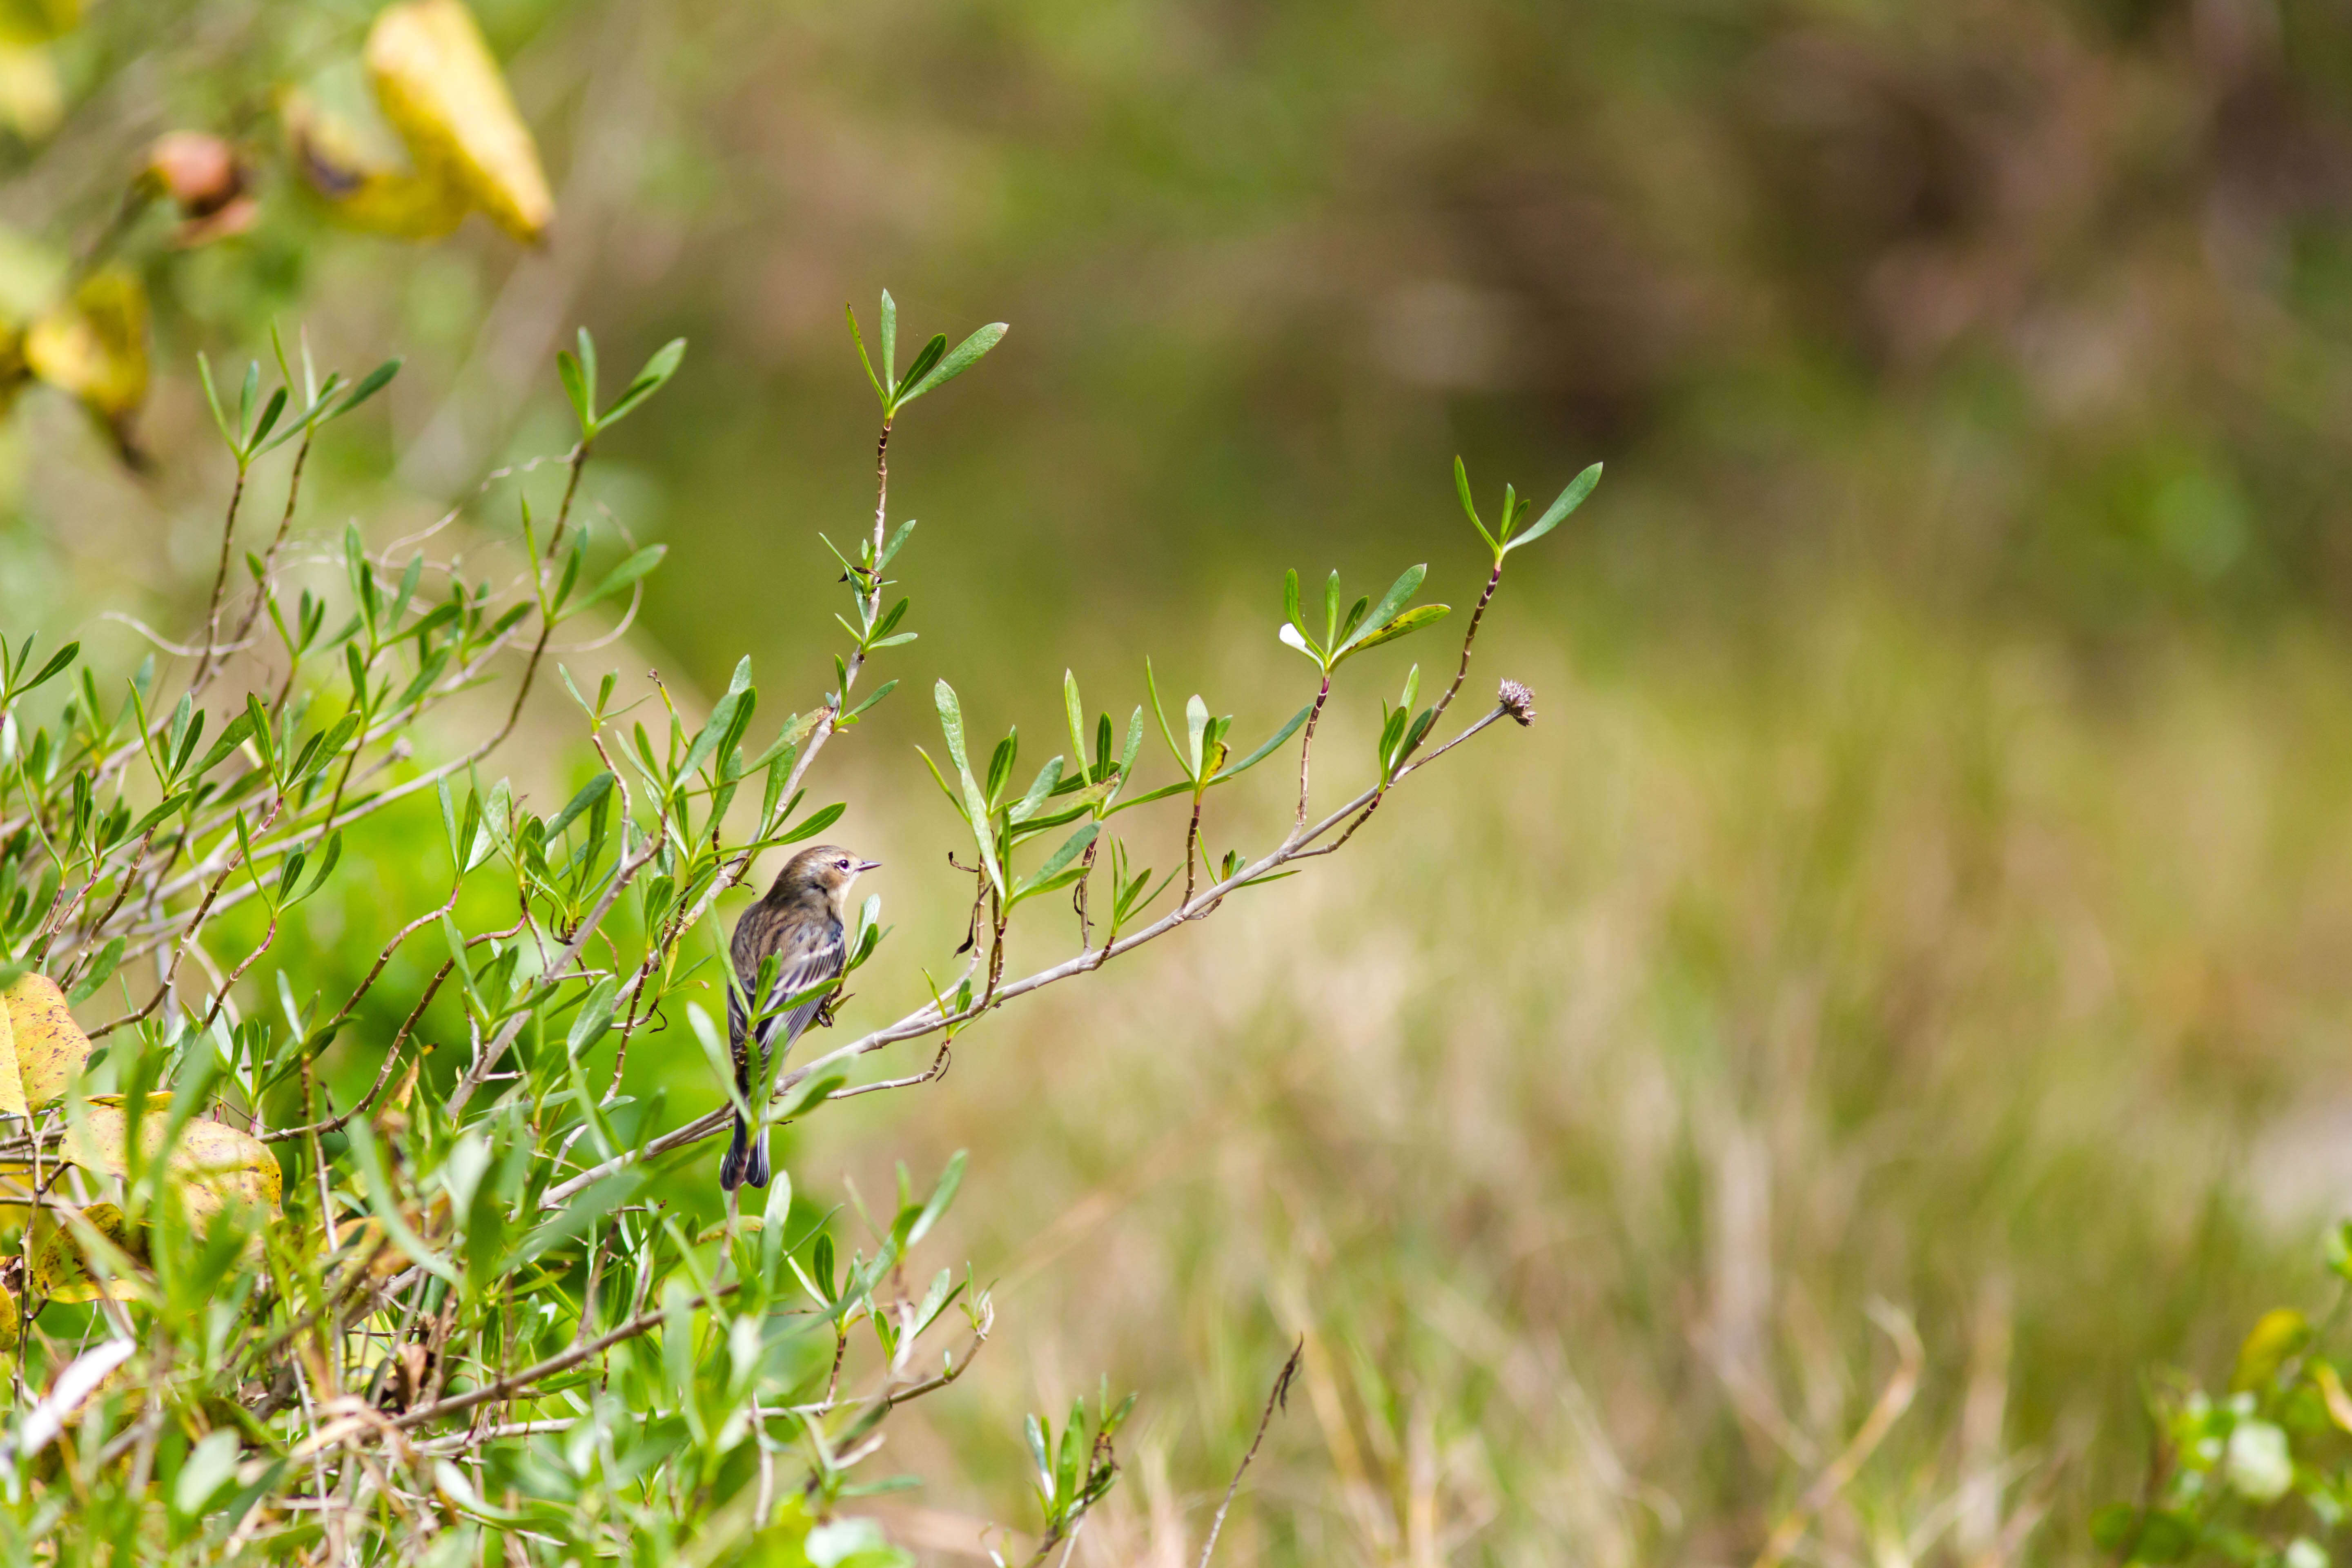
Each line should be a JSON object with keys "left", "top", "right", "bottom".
{"left": 365, "top": 0, "right": 552, "bottom": 244}
{"left": 0, "top": 1160, "right": 29, "bottom": 1234}
{"left": 285, "top": 91, "right": 471, "bottom": 240}
{"left": 63, "top": 1109, "right": 283, "bottom": 1226}
{"left": 32, "top": 1202, "right": 149, "bottom": 1304}
{"left": 0, "top": 0, "right": 80, "bottom": 47}
{"left": 2313, "top": 1361, "right": 2352, "bottom": 1434}
{"left": 4, "top": 972, "right": 91, "bottom": 1105}
{"left": 0, "top": 1280, "right": 17, "bottom": 1352}
{"left": 24, "top": 267, "right": 148, "bottom": 421}
{"left": 0, "top": 41, "right": 60, "bottom": 141}
{"left": 2234, "top": 1307, "right": 2311, "bottom": 1393}
{"left": 0, "top": 986, "right": 27, "bottom": 1120}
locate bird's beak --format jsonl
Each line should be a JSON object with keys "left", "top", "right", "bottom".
{"left": 854, "top": 859, "right": 882, "bottom": 873}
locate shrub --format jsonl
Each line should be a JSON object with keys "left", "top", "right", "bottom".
{"left": 0, "top": 294, "right": 1586, "bottom": 1562}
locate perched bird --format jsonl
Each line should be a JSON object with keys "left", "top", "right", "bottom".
{"left": 721, "top": 844, "right": 879, "bottom": 1192}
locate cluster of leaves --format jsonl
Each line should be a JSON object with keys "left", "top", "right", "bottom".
{"left": 0, "top": 283, "right": 1582, "bottom": 1561}
{"left": 2094, "top": 1228, "right": 2352, "bottom": 1568}
{"left": 2, "top": 0, "right": 549, "bottom": 460}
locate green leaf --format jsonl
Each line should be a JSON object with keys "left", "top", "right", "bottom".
{"left": 1454, "top": 454, "right": 1495, "bottom": 547}
{"left": 247, "top": 386, "right": 289, "bottom": 454}
{"left": 1345, "top": 602, "right": 1451, "bottom": 656}
{"left": 1145, "top": 660, "right": 1187, "bottom": 781}
{"left": 841, "top": 677, "right": 898, "bottom": 722}
{"left": 846, "top": 305, "right": 885, "bottom": 404}
{"left": 597, "top": 339, "right": 687, "bottom": 430}
{"left": 1281, "top": 568, "right": 1321, "bottom": 657}
{"left": 67, "top": 937, "right": 124, "bottom": 1004}
{"left": 173, "top": 1429, "right": 241, "bottom": 1519}
{"left": 558, "top": 349, "right": 592, "bottom": 432}
{"left": 1210, "top": 703, "right": 1313, "bottom": 783}
{"left": 1507, "top": 461, "right": 1602, "bottom": 552}
{"left": 576, "top": 328, "right": 597, "bottom": 412}
{"left": 197, "top": 353, "right": 235, "bottom": 451}
{"left": 894, "top": 333, "right": 948, "bottom": 403}
{"left": 905, "top": 1150, "right": 966, "bottom": 1250}
{"left": 935, "top": 682, "right": 1002, "bottom": 890}
{"left": 1010, "top": 757, "right": 1065, "bottom": 824}
{"left": 1336, "top": 564, "right": 1428, "bottom": 657}
{"left": 581, "top": 545, "right": 667, "bottom": 608}
{"left": 1015, "top": 822, "right": 1097, "bottom": 900}
{"left": 880, "top": 290, "right": 898, "bottom": 392}
{"left": 1063, "top": 671, "right": 1089, "bottom": 764}
{"left": 1116, "top": 707, "right": 1144, "bottom": 788}
{"left": 777, "top": 800, "right": 847, "bottom": 846}
{"left": 895, "top": 321, "right": 1009, "bottom": 407}
{"left": 331, "top": 358, "right": 401, "bottom": 421}
{"left": 1323, "top": 569, "right": 1342, "bottom": 649}
{"left": 681, "top": 657, "right": 755, "bottom": 777}
{"left": 22, "top": 640, "right": 77, "bottom": 694}
{"left": 511, "top": 1169, "right": 644, "bottom": 1270}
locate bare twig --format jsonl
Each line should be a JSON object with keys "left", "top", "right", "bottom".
{"left": 1198, "top": 1341, "right": 1303, "bottom": 1568}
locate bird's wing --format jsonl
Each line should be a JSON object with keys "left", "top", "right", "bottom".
{"left": 752, "top": 921, "right": 847, "bottom": 1056}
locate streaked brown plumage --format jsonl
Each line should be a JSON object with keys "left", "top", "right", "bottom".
{"left": 720, "top": 843, "right": 878, "bottom": 1192}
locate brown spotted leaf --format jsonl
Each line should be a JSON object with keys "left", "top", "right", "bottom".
{"left": 64, "top": 1109, "right": 283, "bottom": 1226}
{"left": 5, "top": 973, "right": 91, "bottom": 1106}
{"left": 33, "top": 1202, "right": 149, "bottom": 1304}
{"left": 0, "top": 993, "right": 27, "bottom": 1121}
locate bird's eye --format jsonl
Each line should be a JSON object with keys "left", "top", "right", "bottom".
{"left": 837, "top": 858, "right": 851, "bottom": 871}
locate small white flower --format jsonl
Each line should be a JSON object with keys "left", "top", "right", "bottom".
{"left": 2287, "top": 1537, "right": 2328, "bottom": 1568}
{"left": 2225, "top": 1420, "right": 2294, "bottom": 1503}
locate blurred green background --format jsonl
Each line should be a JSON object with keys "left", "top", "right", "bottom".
{"left": 14, "top": 0, "right": 2352, "bottom": 1561}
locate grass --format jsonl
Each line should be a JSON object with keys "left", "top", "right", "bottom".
{"left": 777, "top": 595, "right": 2352, "bottom": 1566}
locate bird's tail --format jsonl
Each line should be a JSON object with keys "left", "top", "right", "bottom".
{"left": 720, "top": 1112, "right": 770, "bottom": 1191}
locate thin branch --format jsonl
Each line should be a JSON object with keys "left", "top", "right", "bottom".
{"left": 540, "top": 697, "right": 1522, "bottom": 1207}
{"left": 1198, "top": 1341, "right": 1303, "bottom": 1568}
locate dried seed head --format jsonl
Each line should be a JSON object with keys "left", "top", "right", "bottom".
{"left": 1498, "top": 678, "right": 1535, "bottom": 726}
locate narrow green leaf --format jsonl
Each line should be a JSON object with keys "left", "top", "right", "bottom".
{"left": 895, "top": 321, "right": 1008, "bottom": 407}
{"left": 1145, "top": 659, "right": 1187, "bottom": 780}
{"left": 1063, "top": 671, "right": 1088, "bottom": 763}
{"left": 597, "top": 339, "right": 688, "bottom": 430}
{"left": 1345, "top": 601, "right": 1450, "bottom": 656}
{"left": 845, "top": 305, "right": 886, "bottom": 404}
{"left": 1015, "top": 822, "right": 1097, "bottom": 898}
{"left": 1337, "top": 564, "right": 1428, "bottom": 656}
{"left": 1210, "top": 702, "right": 1314, "bottom": 783}
{"left": 1506, "top": 461, "right": 1602, "bottom": 552}
{"left": 895, "top": 332, "right": 948, "bottom": 403}
{"left": 546, "top": 772, "right": 615, "bottom": 840}
{"left": 581, "top": 545, "right": 666, "bottom": 607}
{"left": 331, "top": 359, "right": 401, "bottom": 420}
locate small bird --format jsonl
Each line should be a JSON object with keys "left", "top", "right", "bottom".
{"left": 721, "top": 844, "right": 879, "bottom": 1192}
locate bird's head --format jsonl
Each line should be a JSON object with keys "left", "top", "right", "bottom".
{"left": 766, "top": 844, "right": 880, "bottom": 917}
